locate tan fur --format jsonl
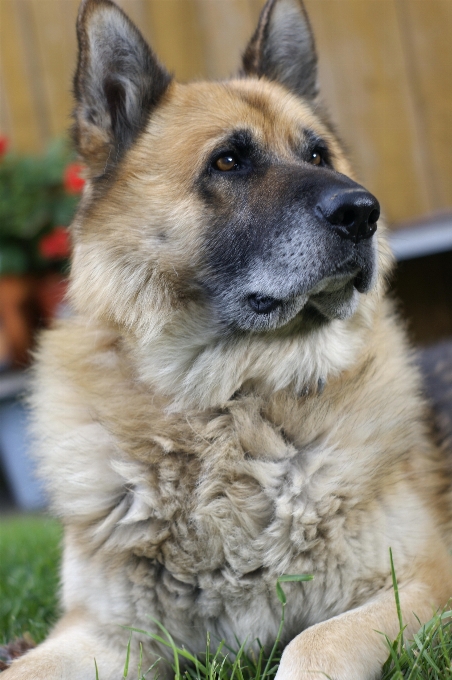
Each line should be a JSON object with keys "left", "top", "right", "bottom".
{"left": 4, "top": 1, "right": 452, "bottom": 679}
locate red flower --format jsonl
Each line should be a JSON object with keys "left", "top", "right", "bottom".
{"left": 39, "top": 227, "right": 71, "bottom": 260}
{"left": 64, "top": 162, "right": 86, "bottom": 194}
{"left": 0, "top": 135, "right": 9, "bottom": 159}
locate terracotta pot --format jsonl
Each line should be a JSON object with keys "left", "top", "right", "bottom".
{"left": 0, "top": 273, "right": 68, "bottom": 368}
{"left": 35, "top": 272, "right": 68, "bottom": 325}
{"left": 0, "top": 275, "right": 35, "bottom": 367}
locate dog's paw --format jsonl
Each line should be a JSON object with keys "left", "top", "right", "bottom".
{"left": 274, "top": 621, "right": 382, "bottom": 680}
{"left": 275, "top": 640, "right": 336, "bottom": 680}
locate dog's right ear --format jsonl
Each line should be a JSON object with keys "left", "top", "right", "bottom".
{"left": 73, "top": 0, "right": 171, "bottom": 176}
{"left": 242, "top": 0, "right": 318, "bottom": 100}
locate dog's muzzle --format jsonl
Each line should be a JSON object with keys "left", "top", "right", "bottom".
{"left": 204, "top": 167, "right": 380, "bottom": 332}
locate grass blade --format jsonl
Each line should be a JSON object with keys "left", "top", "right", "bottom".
{"left": 262, "top": 574, "right": 313, "bottom": 680}
{"left": 389, "top": 549, "right": 404, "bottom": 653}
{"left": 123, "top": 633, "right": 132, "bottom": 678}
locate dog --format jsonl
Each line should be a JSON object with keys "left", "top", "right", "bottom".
{"left": 4, "top": 0, "right": 452, "bottom": 678}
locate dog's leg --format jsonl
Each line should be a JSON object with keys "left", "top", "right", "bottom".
{"left": 275, "top": 546, "right": 452, "bottom": 680}
{"left": 1, "top": 609, "right": 131, "bottom": 680}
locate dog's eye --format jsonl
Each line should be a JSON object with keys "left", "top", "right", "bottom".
{"left": 310, "top": 150, "right": 323, "bottom": 166}
{"left": 215, "top": 155, "right": 239, "bottom": 172}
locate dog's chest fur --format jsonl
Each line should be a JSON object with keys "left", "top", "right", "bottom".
{"left": 33, "top": 310, "right": 438, "bottom": 653}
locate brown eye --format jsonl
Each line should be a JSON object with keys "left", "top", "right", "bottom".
{"left": 215, "top": 155, "right": 238, "bottom": 172}
{"left": 310, "top": 151, "right": 322, "bottom": 166}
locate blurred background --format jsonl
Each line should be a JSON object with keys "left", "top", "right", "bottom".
{"left": 0, "top": 0, "right": 451, "bottom": 510}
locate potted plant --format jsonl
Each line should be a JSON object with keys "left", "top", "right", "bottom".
{"left": 0, "top": 137, "right": 84, "bottom": 367}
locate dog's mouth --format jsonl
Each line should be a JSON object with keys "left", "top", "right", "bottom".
{"left": 248, "top": 294, "right": 282, "bottom": 315}
{"left": 247, "top": 269, "right": 365, "bottom": 316}
{"left": 205, "top": 249, "right": 377, "bottom": 334}
{"left": 205, "top": 210, "right": 378, "bottom": 334}
{"left": 242, "top": 264, "right": 371, "bottom": 330}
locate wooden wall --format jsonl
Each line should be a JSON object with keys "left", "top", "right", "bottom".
{"left": 0, "top": 0, "right": 451, "bottom": 226}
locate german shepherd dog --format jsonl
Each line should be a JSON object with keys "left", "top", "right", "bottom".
{"left": 5, "top": 0, "right": 452, "bottom": 678}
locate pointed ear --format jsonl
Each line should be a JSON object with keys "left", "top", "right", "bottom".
{"left": 73, "top": 0, "right": 171, "bottom": 176}
{"left": 242, "top": 0, "right": 318, "bottom": 100}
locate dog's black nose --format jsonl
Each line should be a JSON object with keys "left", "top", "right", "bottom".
{"left": 316, "top": 188, "right": 380, "bottom": 243}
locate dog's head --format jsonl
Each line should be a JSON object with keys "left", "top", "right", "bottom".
{"left": 70, "top": 0, "right": 393, "bottom": 407}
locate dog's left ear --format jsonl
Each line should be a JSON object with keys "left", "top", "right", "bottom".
{"left": 242, "top": 0, "right": 318, "bottom": 100}
{"left": 73, "top": 0, "right": 172, "bottom": 176}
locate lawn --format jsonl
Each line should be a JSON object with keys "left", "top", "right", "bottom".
{"left": 0, "top": 515, "right": 450, "bottom": 679}
{"left": 0, "top": 514, "right": 61, "bottom": 646}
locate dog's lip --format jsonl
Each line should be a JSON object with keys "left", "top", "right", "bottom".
{"left": 353, "top": 269, "right": 368, "bottom": 293}
{"left": 247, "top": 293, "right": 282, "bottom": 314}
{"left": 246, "top": 268, "right": 360, "bottom": 313}
{"left": 309, "top": 268, "right": 359, "bottom": 295}
{"left": 245, "top": 272, "right": 360, "bottom": 321}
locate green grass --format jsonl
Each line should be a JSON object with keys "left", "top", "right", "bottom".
{"left": 125, "top": 574, "right": 313, "bottom": 680}
{"left": 1, "top": 515, "right": 451, "bottom": 679}
{"left": 0, "top": 514, "right": 61, "bottom": 645}
{"left": 381, "top": 610, "right": 452, "bottom": 680}
{"left": 380, "top": 551, "right": 452, "bottom": 679}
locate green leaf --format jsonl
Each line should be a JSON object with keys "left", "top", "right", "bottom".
{"left": 275, "top": 581, "right": 286, "bottom": 606}
{"left": 123, "top": 633, "right": 132, "bottom": 677}
{"left": 275, "top": 574, "right": 313, "bottom": 605}
{"left": 0, "top": 138, "right": 78, "bottom": 273}
{"left": 277, "top": 574, "right": 314, "bottom": 583}
{"left": 0, "top": 244, "right": 28, "bottom": 275}
{"left": 389, "top": 548, "right": 404, "bottom": 651}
